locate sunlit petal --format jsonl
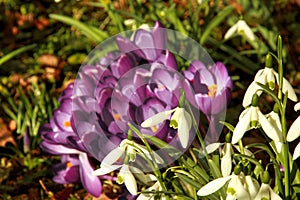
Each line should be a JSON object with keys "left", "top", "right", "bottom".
{"left": 292, "top": 142, "right": 300, "bottom": 160}
{"left": 177, "top": 108, "right": 192, "bottom": 148}
{"left": 206, "top": 143, "right": 222, "bottom": 154}
{"left": 101, "top": 147, "right": 124, "bottom": 166}
{"left": 242, "top": 82, "right": 262, "bottom": 107}
{"left": 141, "top": 109, "right": 175, "bottom": 127}
{"left": 221, "top": 143, "right": 232, "bottom": 177}
{"left": 238, "top": 20, "right": 255, "bottom": 41}
{"left": 258, "top": 111, "right": 280, "bottom": 142}
{"left": 274, "top": 71, "right": 297, "bottom": 102}
{"left": 287, "top": 116, "right": 300, "bottom": 142}
{"left": 294, "top": 102, "right": 300, "bottom": 111}
{"left": 232, "top": 109, "right": 251, "bottom": 144}
{"left": 92, "top": 164, "right": 121, "bottom": 176}
{"left": 197, "top": 176, "right": 232, "bottom": 196}
{"left": 224, "top": 23, "right": 238, "bottom": 40}
{"left": 120, "top": 165, "right": 138, "bottom": 195}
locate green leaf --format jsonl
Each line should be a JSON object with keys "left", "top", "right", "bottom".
{"left": 49, "top": 14, "right": 108, "bottom": 43}
{"left": 0, "top": 44, "right": 37, "bottom": 66}
{"left": 200, "top": 6, "right": 234, "bottom": 45}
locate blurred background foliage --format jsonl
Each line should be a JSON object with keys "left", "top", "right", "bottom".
{"left": 1, "top": 0, "right": 300, "bottom": 199}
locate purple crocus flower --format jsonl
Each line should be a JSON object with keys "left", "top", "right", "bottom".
{"left": 184, "top": 61, "right": 232, "bottom": 115}
{"left": 40, "top": 83, "right": 102, "bottom": 197}
{"left": 183, "top": 61, "right": 232, "bottom": 142}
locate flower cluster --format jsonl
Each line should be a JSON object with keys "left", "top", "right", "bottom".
{"left": 40, "top": 21, "right": 233, "bottom": 198}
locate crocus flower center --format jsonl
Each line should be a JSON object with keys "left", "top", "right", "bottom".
{"left": 208, "top": 84, "right": 217, "bottom": 98}
{"left": 64, "top": 121, "right": 71, "bottom": 127}
{"left": 151, "top": 125, "right": 158, "bottom": 132}
{"left": 66, "top": 161, "right": 73, "bottom": 168}
{"left": 113, "top": 113, "right": 121, "bottom": 121}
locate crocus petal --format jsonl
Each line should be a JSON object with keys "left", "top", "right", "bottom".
{"left": 287, "top": 116, "right": 300, "bottom": 142}
{"left": 206, "top": 143, "right": 222, "bottom": 154}
{"left": 92, "top": 164, "right": 122, "bottom": 176}
{"left": 120, "top": 165, "right": 138, "bottom": 195}
{"left": 197, "top": 176, "right": 232, "bottom": 196}
{"left": 79, "top": 153, "right": 102, "bottom": 197}
{"left": 141, "top": 109, "right": 175, "bottom": 127}
{"left": 40, "top": 142, "right": 82, "bottom": 155}
{"left": 242, "top": 81, "right": 263, "bottom": 107}
{"left": 258, "top": 111, "right": 280, "bottom": 142}
{"left": 224, "top": 23, "right": 238, "bottom": 40}
{"left": 232, "top": 109, "right": 251, "bottom": 144}
{"left": 293, "top": 142, "right": 300, "bottom": 160}
{"left": 274, "top": 71, "right": 297, "bottom": 102}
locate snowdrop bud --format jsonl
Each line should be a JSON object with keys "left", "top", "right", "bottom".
{"left": 261, "top": 171, "right": 270, "bottom": 184}
{"left": 273, "top": 103, "right": 280, "bottom": 113}
{"left": 251, "top": 94, "right": 259, "bottom": 107}
{"left": 265, "top": 53, "right": 273, "bottom": 69}
{"left": 225, "top": 132, "right": 232, "bottom": 143}
{"left": 234, "top": 164, "right": 242, "bottom": 175}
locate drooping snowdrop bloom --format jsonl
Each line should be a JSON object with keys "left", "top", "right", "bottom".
{"left": 205, "top": 133, "right": 254, "bottom": 177}
{"left": 287, "top": 102, "right": 300, "bottom": 160}
{"left": 137, "top": 180, "right": 166, "bottom": 200}
{"left": 265, "top": 106, "right": 283, "bottom": 152}
{"left": 232, "top": 94, "right": 277, "bottom": 144}
{"left": 243, "top": 54, "right": 297, "bottom": 107}
{"left": 93, "top": 139, "right": 162, "bottom": 195}
{"left": 244, "top": 175, "right": 260, "bottom": 199}
{"left": 141, "top": 107, "right": 192, "bottom": 148}
{"left": 224, "top": 19, "right": 255, "bottom": 41}
{"left": 197, "top": 166, "right": 251, "bottom": 199}
{"left": 254, "top": 171, "right": 282, "bottom": 200}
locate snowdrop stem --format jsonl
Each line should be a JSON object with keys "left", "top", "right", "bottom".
{"left": 127, "top": 123, "right": 170, "bottom": 199}
{"left": 277, "top": 35, "right": 283, "bottom": 101}
{"left": 238, "top": 140, "right": 245, "bottom": 155}
{"left": 184, "top": 95, "right": 209, "bottom": 160}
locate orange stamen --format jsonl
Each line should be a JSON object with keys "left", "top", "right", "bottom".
{"left": 64, "top": 121, "right": 71, "bottom": 127}
{"left": 113, "top": 113, "right": 121, "bottom": 121}
{"left": 208, "top": 84, "right": 217, "bottom": 98}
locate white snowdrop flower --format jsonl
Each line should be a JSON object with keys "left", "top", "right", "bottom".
{"left": 197, "top": 169, "right": 251, "bottom": 199}
{"left": 265, "top": 109, "right": 283, "bottom": 152}
{"left": 254, "top": 183, "right": 282, "bottom": 200}
{"left": 137, "top": 180, "right": 166, "bottom": 200}
{"left": 243, "top": 54, "right": 297, "bottom": 107}
{"left": 287, "top": 102, "right": 300, "bottom": 160}
{"left": 141, "top": 107, "right": 192, "bottom": 148}
{"left": 244, "top": 175, "right": 260, "bottom": 199}
{"left": 224, "top": 19, "right": 255, "bottom": 41}
{"left": 92, "top": 139, "right": 162, "bottom": 195}
{"left": 232, "top": 95, "right": 277, "bottom": 144}
{"left": 254, "top": 171, "right": 282, "bottom": 200}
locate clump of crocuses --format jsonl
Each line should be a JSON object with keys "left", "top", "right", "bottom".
{"left": 40, "top": 21, "right": 232, "bottom": 198}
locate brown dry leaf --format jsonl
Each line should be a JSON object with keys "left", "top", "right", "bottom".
{"left": 38, "top": 54, "right": 59, "bottom": 67}
{"left": 0, "top": 118, "right": 16, "bottom": 147}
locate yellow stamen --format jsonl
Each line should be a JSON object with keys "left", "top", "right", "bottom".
{"left": 64, "top": 121, "right": 71, "bottom": 127}
{"left": 151, "top": 125, "right": 158, "bottom": 132}
{"left": 66, "top": 161, "right": 73, "bottom": 168}
{"left": 208, "top": 84, "right": 217, "bottom": 98}
{"left": 113, "top": 113, "right": 121, "bottom": 121}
